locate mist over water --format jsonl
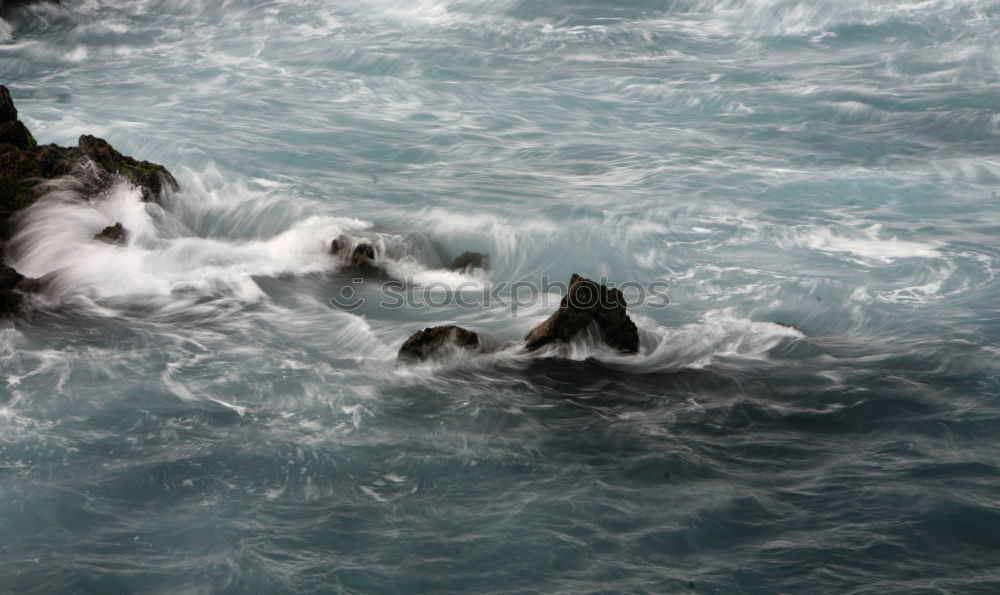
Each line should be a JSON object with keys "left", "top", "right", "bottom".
{"left": 2, "top": 0, "right": 1000, "bottom": 592}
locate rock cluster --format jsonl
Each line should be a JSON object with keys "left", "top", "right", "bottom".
{"left": 397, "top": 274, "right": 640, "bottom": 362}
{"left": 0, "top": 85, "right": 177, "bottom": 316}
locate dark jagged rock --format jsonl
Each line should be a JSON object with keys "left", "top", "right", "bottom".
{"left": 0, "top": 264, "right": 26, "bottom": 316}
{"left": 0, "top": 290, "right": 23, "bottom": 317}
{"left": 78, "top": 134, "right": 178, "bottom": 202}
{"left": 0, "top": 84, "right": 177, "bottom": 241}
{"left": 0, "top": 86, "right": 17, "bottom": 123}
{"left": 349, "top": 243, "right": 376, "bottom": 267}
{"left": 330, "top": 234, "right": 386, "bottom": 277}
{"left": 0, "top": 119, "right": 33, "bottom": 150}
{"left": 524, "top": 274, "right": 639, "bottom": 354}
{"left": 94, "top": 222, "right": 127, "bottom": 245}
{"left": 14, "top": 272, "right": 56, "bottom": 294}
{"left": 0, "top": 264, "right": 25, "bottom": 290}
{"left": 0, "top": 84, "right": 176, "bottom": 317}
{"left": 398, "top": 325, "right": 481, "bottom": 362}
{"left": 450, "top": 251, "right": 488, "bottom": 272}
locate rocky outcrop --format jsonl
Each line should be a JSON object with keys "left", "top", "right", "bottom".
{"left": 78, "top": 135, "right": 177, "bottom": 202}
{"left": 449, "top": 251, "right": 488, "bottom": 272}
{"left": 524, "top": 274, "right": 639, "bottom": 354}
{"left": 94, "top": 222, "right": 127, "bottom": 245}
{"left": 0, "top": 85, "right": 177, "bottom": 316}
{"left": 349, "top": 243, "right": 377, "bottom": 269}
{"left": 330, "top": 234, "right": 383, "bottom": 276}
{"left": 398, "top": 325, "right": 481, "bottom": 362}
{"left": 0, "top": 85, "right": 177, "bottom": 240}
{"left": 0, "top": 264, "right": 25, "bottom": 316}
{"left": 396, "top": 274, "right": 640, "bottom": 364}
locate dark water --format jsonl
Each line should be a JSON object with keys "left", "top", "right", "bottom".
{"left": 2, "top": 0, "right": 1000, "bottom": 592}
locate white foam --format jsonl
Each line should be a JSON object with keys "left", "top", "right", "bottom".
{"left": 611, "top": 310, "right": 805, "bottom": 372}
{"left": 6, "top": 181, "right": 374, "bottom": 303}
{"left": 787, "top": 224, "right": 942, "bottom": 265}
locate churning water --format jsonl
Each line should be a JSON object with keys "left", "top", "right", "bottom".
{"left": 2, "top": 0, "right": 1000, "bottom": 592}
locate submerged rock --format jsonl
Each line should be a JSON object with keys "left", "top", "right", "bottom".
{"left": 330, "top": 234, "right": 384, "bottom": 276}
{"left": 329, "top": 234, "right": 350, "bottom": 255}
{"left": 524, "top": 274, "right": 639, "bottom": 354}
{"left": 349, "top": 243, "right": 376, "bottom": 268}
{"left": 449, "top": 251, "right": 488, "bottom": 272}
{"left": 94, "top": 222, "right": 127, "bottom": 245}
{"left": 398, "top": 325, "right": 481, "bottom": 362}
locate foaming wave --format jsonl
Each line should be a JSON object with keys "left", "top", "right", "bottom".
{"left": 397, "top": 310, "right": 805, "bottom": 376}
{"left": 784, "top": 224, "right": 942, "bottom": 265}
{"left": 4, "top": 178, "right": 439, "bottom": 308}
{"left": 608, "top": 310, "right": 805, "bottom": 372}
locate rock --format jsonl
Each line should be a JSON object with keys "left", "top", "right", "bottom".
{"left": 78, "top": 134, "right": 178, "bottom": 202}
{"left": 0, "top": 84, "right": 176, "bottom": 317}
{"left": 524, "top": 274, "right": 639, "bottom": 354}
{"left": 0, "top": 86, "right": 17, "bottom": 123}
{"left": 0, "top": 84, "right": 177, "bottom": 242}
{"left": 349, "top": 243, "right": 376, "bottom": 267}
{"left": 14, "top": 272, "right": 56, "bottom": 294}
{"left": 330, "top": 234, "right": 350, "bottom": 255}
{"left": 449, "top": 251, "right": 488, "bottom": 272}
{"left": 94, "top": 222, "right": 127, "bottom": 245}
{"left": 0, "top": 290, "right": 23, "bottom": 317}
{"left": 330, "top": 235, "right": 384, "bottom": 276}
{"left": 0, "top": 264, "right": 25, "bottom": 290}
{"left": 398, "top": 325, "right": 481, "bottom": 362}
{"left": 0, "top": 265, "right": 28, "bottom": 316}
{"left": 0, "top": 119, "right": 33, "bottom": 151}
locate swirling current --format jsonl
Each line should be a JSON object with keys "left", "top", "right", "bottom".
{"left": 2, "top": 0, "right": 1000, "bottom": 593}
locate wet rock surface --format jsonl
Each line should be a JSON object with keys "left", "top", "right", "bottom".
{"left": 0, "top": 264, "right": 26, "bottom": 316}
{"left": 0, "top": 84, "right": 177, "bottom": 316}
{"left": 524, "top": 274, "right": 639, "bottom": 354}
{"left": 94, "top": 222, "right": 128, "bottom": 245}
{"left": 349, "top": 243, "right": 377, "bottom": 268}
{"left": 0, "top": 84, "right": 177, "bottom": 242}
{"left": 398, "top": 325, "right": 481, "bottom": 362}
{"left": 449, "top": 251, "right": 488, "bottom": 272}
{"left": 330, "top": 234, "right": 384, "bottom": 276}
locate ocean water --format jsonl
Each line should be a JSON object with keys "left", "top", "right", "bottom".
{"left": 2, "top": 0, "right": 1000, "bottom": 592}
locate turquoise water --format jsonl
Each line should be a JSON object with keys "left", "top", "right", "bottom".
{"left": 2, "top": 0, "right": 1000, "bottom": 592}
